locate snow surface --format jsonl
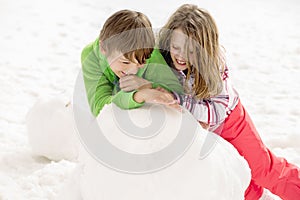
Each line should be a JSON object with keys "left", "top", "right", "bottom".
{"left": 0, "top": 0, "right": 299, "bottom": 199}
{"left": 78, "top": 104, "right": 250, "bottom": 200}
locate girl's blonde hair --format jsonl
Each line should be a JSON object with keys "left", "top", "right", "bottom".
{"left": 159, "top": 4, "right": 225, "bottom": 98}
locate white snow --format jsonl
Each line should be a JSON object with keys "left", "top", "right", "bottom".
{"left": 26, "top": 95, "right": 79, "bottom": 161}
{"left": 79, "top": 104, "right": 251, "bottom": 200}
{"left": 0, "top": 0, "right": 299, "bottom": 199}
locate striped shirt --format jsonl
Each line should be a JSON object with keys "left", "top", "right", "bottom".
{"left": 173, "top": 66, "right": 239, "bottom": 130}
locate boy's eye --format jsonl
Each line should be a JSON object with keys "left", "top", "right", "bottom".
{"left": 122, "top": 61, "right": 130, "bottom": 64}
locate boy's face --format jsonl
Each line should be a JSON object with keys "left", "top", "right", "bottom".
{"left": 170, "top": 29, "right": 194, "bottom": 71}
{"left": 106, "top": 51, "right": 145, "bottom": 78}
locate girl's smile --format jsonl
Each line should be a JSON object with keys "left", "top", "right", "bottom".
{"left": 175, "top": 58, "right": 186, "bottom": 65}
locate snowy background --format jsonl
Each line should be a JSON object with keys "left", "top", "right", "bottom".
{"left": 0, "top": 0, "right": 299, "bottom": 199}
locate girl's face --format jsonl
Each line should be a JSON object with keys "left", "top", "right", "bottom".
{"left": 106, "top": 51, "right": 144, "bottom": 78}
{"left": 170, "top": 28, "right": 194, "bottom": 71}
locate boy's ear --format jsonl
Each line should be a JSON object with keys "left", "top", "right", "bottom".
{"left": 100, "top": 41, "right": 106, "bottom": 55}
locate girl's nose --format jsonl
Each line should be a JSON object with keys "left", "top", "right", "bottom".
{"left": 177, "top": 51, "right": 185, "bottom": 60}
{"left": 174, "top": 48, "right": 185, "bottom": 59}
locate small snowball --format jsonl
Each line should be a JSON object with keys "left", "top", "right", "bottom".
{"left": 26, "top": 95, "right": 79, "bottom": 161}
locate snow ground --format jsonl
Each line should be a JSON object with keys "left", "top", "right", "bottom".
{"left": 0, "top": 0, "right": 299, "bottom": 199}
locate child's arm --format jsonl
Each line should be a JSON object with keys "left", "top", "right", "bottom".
{"left": 81, "top": 41, "right": 144, "bottom": 116}
{"left": 119, "top": 75, "right": 153, "bottom": 92}
{"left": 173, "top": 80, "right": 239, "bottom": 128}
{"left": 81, "top": 43, "right": 111, "bottom": 116}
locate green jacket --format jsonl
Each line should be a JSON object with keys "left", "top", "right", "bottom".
{"left": 81, "top": 38, "right": 183, "bottom": 116}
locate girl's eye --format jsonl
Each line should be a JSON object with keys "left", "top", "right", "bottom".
{"left": 172, "top": 45, "right": 180, "bottom": 50}
{"left": 122, "top": 61, "right": 130, "bottom": 64}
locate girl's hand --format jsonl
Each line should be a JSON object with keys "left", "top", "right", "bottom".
{"left": 155, "top": 86, "right": 169, "bottom": 93}
{"left": 134, "top": 89, "right": 181, "bottom": 111}
{"left": 134, "top": 88, "right": 175, "bottom": 104}
{"left": 199, "top": 121, "right": 209, "bottom": 130}
{"left": 154, "top": 87, "right": 182, "bottom": 111}
{"left": 119, "top": 75, "right": 152, "bottom": 92}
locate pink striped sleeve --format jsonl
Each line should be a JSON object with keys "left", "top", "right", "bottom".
{"left": 174, "top": 65, "right": 239, "bottom": 128}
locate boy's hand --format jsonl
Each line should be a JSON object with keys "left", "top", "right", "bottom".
{"left": 119, "top": 75, "right": 152, "bottom": 92}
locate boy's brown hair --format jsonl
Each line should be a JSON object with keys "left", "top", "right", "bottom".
{"left": 100, "top": 10, "right": 155, "bottom": 64}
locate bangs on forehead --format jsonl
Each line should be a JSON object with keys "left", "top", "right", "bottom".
{"left": 174, "top": 28, "right": 198, "bottom": 53}
{"left": 171, "top": 27, "right": 197, "bottom": 47}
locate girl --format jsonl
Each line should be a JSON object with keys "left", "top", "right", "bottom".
{"left": 158, "top": 4, "right": 300, "bottom": 200}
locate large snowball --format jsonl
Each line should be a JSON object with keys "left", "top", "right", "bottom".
{"left": 78, "top": 104, "right": 251, "bottom": 200}
{"left": 26, "top": 96, "right": 79, "bottom": 161}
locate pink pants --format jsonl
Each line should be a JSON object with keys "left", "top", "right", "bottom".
{"left": 214, "top": 100, "right": 300, "bottom": 200}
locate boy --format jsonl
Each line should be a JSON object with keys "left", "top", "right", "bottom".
{"left": 81, "top": 9, "right": 183, "bottom": 116}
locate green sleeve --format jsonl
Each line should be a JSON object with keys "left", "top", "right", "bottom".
{"left": 81, "top": 43, "right": 111, "bottom": 116}
{"left": 81, "top": 41, "right": 144, "bottom": 117}
{"left": 112, "top": 91, "right": 144, "bottom": 110}
{"left": 144, "top": 49, "right": 184, "bottom": 94}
